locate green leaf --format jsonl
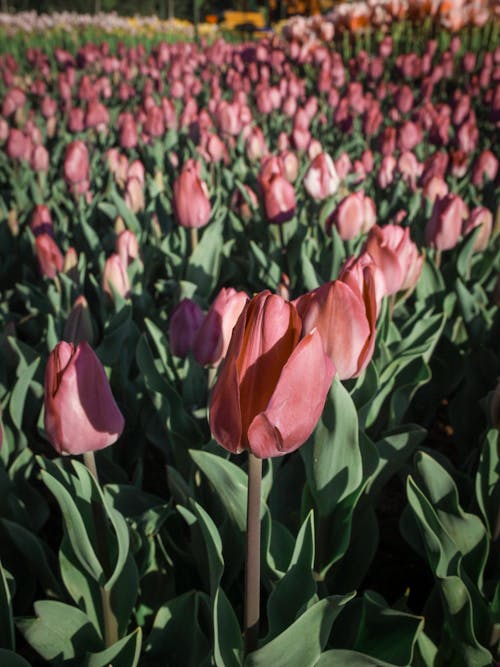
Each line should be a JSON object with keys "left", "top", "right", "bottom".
{"left": 245, "top": 595, "right": 353, "bottom": 667}
{"left": 9, "top": 357, "right": 40, "bottom": 431}
{"left": 84, "top": 628, "right": 142, "bottom": 667}
{"left": 17, "top": 600, "right": 101, "bottom": 661}
{"left": 265, "top": 512, "right": 317, "bottom": 642}
{"left": 0, "top": 560, "right": 14, "bottom": 650}
{"left": 144, "top": 591, "right": 209, "bottom": 666}
{"left": 110, "top": 190, "right": 141, "bottom": 235}
{"left": 213, "top": 587, "right": 243, "bottom": 667}
{"left": 41, "top": 469, "right": 104, "bottom": 584}
{"left": 186, "top": 216, "right": 224, "bottom": 299}
{"left": 190, "top": 450, "right": 254, "bottom": 532}
{"left": 0, "top": 649, "right": 32, "bottom": 667}
{"left": 302, "top": 378, "right": 361, "bottom": 516}
{"left": 316, "top": 649, "right": 408, "bottom": 666}
{"left": 475, "top": 429, "right": 500, "bottom": 540}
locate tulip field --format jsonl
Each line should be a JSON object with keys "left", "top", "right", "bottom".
{"left": 0, "top": 2, "right": 499, "bottom": 665}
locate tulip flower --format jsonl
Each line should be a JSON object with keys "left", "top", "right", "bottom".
{"left": 35, "top": 234, "right": 64, "bottom": 279}
{"left": 169, "top": 298, "right": 205, "bottom": 358}
{"left": 261, "top": 173, "right": 296, "bottom": 224}
{"left": 303, "top": 152, "right": 340, "bottom": 201}
{"left": 102, "top": 253, "right": 130, "bottom": 300}
{"left": 30, "top": 205, "right": 53, "bottom": 237}
{"left": 173, "top": 159, "right": 211, "bottom": 229}
{"left": 64, "top": 140, "right": 90, "bottom": 195}
{"left": 193, "top": 288, "right": 249, "bottom": 367}
{"left": 63, "top": 295, "right": 95, "bottom": 346}
{"left": 471, "top": 150, "right": 499, "bottom": 186}
{"left": 209, "top": 291, "right": 334, "bottom": 458}
{"left": 425, "top": 194, "right": 468, "bottom": 251}
{"left": 116, "top": 230, "right": 140, "bottom": 268}
{"left": 294, "top": 269, "right": 376, "bottom": 380}
{"left": 326, "top": 191, "right": 375, "bottom": 240}
{"left": 44, "top": 341, "right": 124, "bottom": 455}
{"left": 365, "top": 224, "right": 424, "bottom": 295}
{"left": 462, "top": 207, "right": 493, "bottom": 253}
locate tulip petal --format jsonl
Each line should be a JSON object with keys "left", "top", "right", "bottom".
{"left": 248, "top": 329, "right": 334, "bottom": 458}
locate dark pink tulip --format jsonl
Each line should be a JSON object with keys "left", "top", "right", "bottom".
{"left": 30, "top": 205, "right": 53, "bottom": 237}
{"left": 365, "top": 225, "right": 424, "bottom": 295}
{"left": 6, "top": 129, "right": 30, "bottom": 161}
{"left": 68, "top": 108, "right": 85, "bottom": 133}
{"left": 398, "top": 151, "right": 423, "bottom": 190}
{"left": 216, "top": 100, "right": 243, "bottom": 136}
{"left": 425, "top": 194, "right": 468, "bottom": 251}
{"left": 193, "top": 287, "right": 249, "bottom": 367}
{"left": 118, "top": 112, "right": 138, "bottom": 149}
{"left": 396, "top": 85, "right": 414, "bottom": 114}
{"left": 380, "top": 126, "right": 397, "bottom": 156}
{"left": 261, "top": 173, "right": 296, "bottom": 224}
{"left": 35, "top": 233, "right": 64, "bottom": 279}
{"left": 64, "top": 140, "right": 89, "bottom": 193}
{"left": 450, "top": 149, "right": 469, "bottom": 178}
{"left": 173, "top": 159, "right": 211, "bottom": 229}
{"left": 209, "top": 291, "right": 334, "bottom": 458}
{"left": 144, "top": 105, "right": 165, "bottom": 137}
{"left": 423, "top": 176, "right": 449, "bottom": 204}
{"left": 44, "top": 341, "right": 124, "bottom": 455}
{"left": 335, "top": 152, "right": 352, "bottom": 180}
{"left": 294, "top": 268, "right": 376, "bottom": 380}
{"left": 462, "top": 207, "right": 493, "bottom": 253}
{"left": 102, "top": 254, "right": 130, "bottom": 300}
{"left": 41, "top": 96, "right": 57, "bottom": 119}
{"left": 471, "top": 150, "right": 499, "bottom": 186}
{"left": 63, "top": 295, "right": 94, "bottom": 346}
{"left": 169, "top": 298, "right": 205, "bottom": 358}
{"left": 304, "top": 152, "right": 339, "bottom": 201}
{"left": 457, "top": 114, "right": 479, "bottom": 153}
{"left": 85, "top": 100, "right": 109, "bottom": 130}
{"left": 398, "top": 121, "right": 423, "bottom": 152}
{"left": 2, "top": 87, "right": 25, "bottom": 117}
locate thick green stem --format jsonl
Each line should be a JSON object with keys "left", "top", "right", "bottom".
{"left": 244, "top": 452, "right": 262, "bottom": 657}
{"left": 83, "top": 451, "right": 119, "bottom": 648}
{"left": 278, "top": 224, "right": 290, "bottom": 281}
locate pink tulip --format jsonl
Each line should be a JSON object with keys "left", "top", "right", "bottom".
{"left": 378, "top": 156, "right": 396, "bottom": 188}
{"left": 471, "top": 150, "right": 499, "bottom": 186}
{"left": 365, "top": 225, "right": 424, "bottom": 295}
{"left": 44, "top": 341, "right": 124, "bottom": 455}
{"left": 425, "top": 194, "right": 468, "bottom": 251}
{"left": 193, "top": 288, "right": 249, "bottom": 366}
{"left": 422, "top": 176, "right": 449, "bottom": 204}
{"left": 64, "top": 140, "right": 90, "bottom": 195}
{"left": 116, "top": 230, "right": 140, "bottom": 268}
{"left": 327, "top": 191, "right": 374, "bottom": 240}
{"left": 102, "top": 254, "right": 130, "bottom": 300}
{"left": 462, "top": 207, "right": 493, "bottom": 253}
{"left": 6, "top": 129, "right": 30, "bottom": 161}
{"left": 261, "top": 173, "right": 296, "bottom": 224}
{"left": 31, "top": 144, "right": 49, "bottom": 172}
{"left": 30, "top": 205, "right": 53, "bottom": 237}
{"left": 169, "top": 298, "right": 205, "bottom": 358}
{"left": 294, "top": 268, "right": 376, "bottom": 380}
{"left": 230, "top": 184, "right": 259, "bottom": 222}
{"left": 35, "top": 234, "right": 64, "bottom": 279}
{"left": 63, "top": 295, "right": 95, "bottom": 346}
{"left": 173, "top": 159, "right": 211, "bottom": 229}
{"left": 303, "top": 152, "right": 339, "bottom": 201}
{"left": 209, "top": 291, "right": 334, "bottom": 458}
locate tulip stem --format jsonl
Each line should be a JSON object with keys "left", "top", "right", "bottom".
{"left": 83, "top": 451, "right": 119, "bottom": 649}
{"left": 435, "top": 249, "right": 442, "bottom": 269}
{"left": 244, "top": 452, "right": 262, "bottom": 657}
{"left": 278, "top": 224, "right": 290, "bottom": 280}
{"left": 190, "top": 227, "right": 199, "bottom": 253}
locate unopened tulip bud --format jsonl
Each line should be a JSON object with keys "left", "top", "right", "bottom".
{"left": 44, "top": 341, "right": 124, "bottom": 455}
{"left": 64, "top": 295, "right": 95, "bottom": 346}
{"left": 173, "top": 159, "right": 211, "bottom": 229}
{"left": 102, "top": 254, "right": 130, "bottom": 300}
{"left": 35, "top": 234, "right": 64, "bottom": 279}
{"left": 304, "top": 152, "right": 340, "bottom": 201}
{"left": 169, "top": 298, "right": 204, "bottom": 358}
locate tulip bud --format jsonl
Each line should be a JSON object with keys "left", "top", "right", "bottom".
{"left": 35, "top": 234, "right": 64, "bottom": 279}
{"left": 44, "top": 341, "right": 124, "bottom": 455}
{"left": 116, "top": 230, "right": 140, "bottom": 268}
{"left": 64, "top": 140, "right": 90, "bottom": 196}
{"left": 30, "top": 205, "right": 53, "bottom": 238}
{"left": 462, "top": 207, "right": 493, "bottom": 253}
{"left": 102, "top": 254, "right": 130, "bottom": 300}
{"left": 303, "top": 152, "right": 340, "bottom": 201}
{"left": 193, "top": 288, "right": 249, "bottom": 367}
{"left": 169, "top": 298, "right": 205, "bottom": 358}
{"left": 64, "top": 295, "right": 95, "bottom": 346}
{"left": 425, "top": 194, "right": 468, "bottom": 251}
{"left": 327, "top": 191, "right": 373, "bottom": 240}
{"left": 209, "top": 291, "right": 334, "bottom": 458}
{"left": 261, "top": 173, "right": 296, "bottom": 225}
{"left": 173, "top": 159, "right": 211, "bottom": 229}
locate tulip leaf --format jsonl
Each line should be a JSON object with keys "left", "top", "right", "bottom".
{"left": 0, "top": 650, "right": 32, "bottom": 667}
{"left": 213, "top": 587, "right": 243, "bottom": 667}
{"left": 249, "top": 240, "right": 281, "bottom": 289}
{"left": 265, "top": 512, "right": 317, "bottom": 642}
{"left": 186, "top": 216, "right": 223, "bottom": 299}
{"left": 315, "top": 649, "right": 408, "bottom": 666}
{"left": 302, "top": 377, "right": 362, "bottom": 517}
{"left": 110, "top": 190, "right": 141, "bottom": 235}
{"left": 40, "top": 469, "right": 104, "bottom": 584}
{"left": 144, "top": 591, "right": 210, "bottom": 665}
{"left": 245, "top": 595, "right": 353, "bottom": 667}
{"left": 178, "top": 499, "right": 224, "bottom": 598}
{"left": 84, "top": 628, "right": 142, "bottom": 667}
{"left": 190, "top": 449, "right": 256, "bottom": 533}
{"left": 475, "top": 429, "right": 500, "bottom": 539}
{"left": 17, "top": 600, "right": 102, "bottom": 661}
{"left": 0, "top": 559, "right": 14, "bottom": 651}
{"left": 9, "top": 357, "right": 39, "bottom": 431}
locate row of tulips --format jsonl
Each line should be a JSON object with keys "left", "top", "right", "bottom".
{"left": 0, "top": 15, "right": 499, "bottom": 667}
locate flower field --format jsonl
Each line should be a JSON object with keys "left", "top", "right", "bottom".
{"left": 0, "top": 3, "right": 499, "bottom": 665}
